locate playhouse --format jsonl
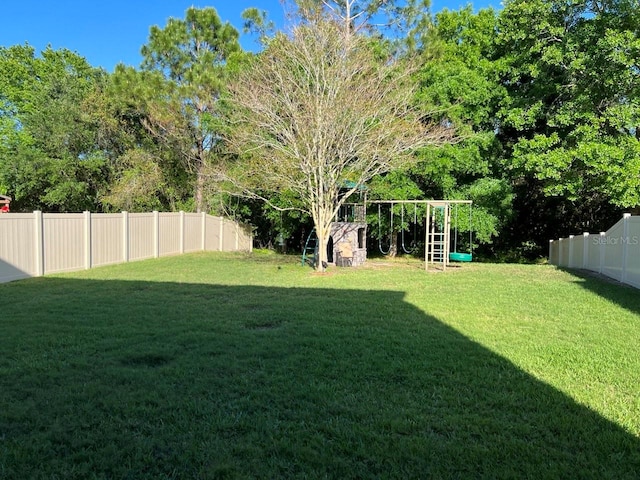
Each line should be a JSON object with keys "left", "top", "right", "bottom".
{"left": 330, "top": 203, "right": 367, "bottom": 267}
{"left": 301, "top": 201, "right": 368, "bottom": 268}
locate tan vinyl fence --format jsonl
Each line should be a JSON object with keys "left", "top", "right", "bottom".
{"left": 0, "top": 211, "right": 252, "bottom": 283}
{"left": 549, "top": 214, "right": 640, "bottom": 289}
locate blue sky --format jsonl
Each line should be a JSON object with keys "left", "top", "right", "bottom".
{"left": 1, "top": 0, "right": 500, "bottom": 72}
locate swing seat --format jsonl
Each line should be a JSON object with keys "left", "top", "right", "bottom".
{"left": 449, "top": 252, "right": 472, "bottom": 262}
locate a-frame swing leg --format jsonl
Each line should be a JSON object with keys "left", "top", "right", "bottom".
{"left": 425, "top": 203, "right": 430, "bottom": 271}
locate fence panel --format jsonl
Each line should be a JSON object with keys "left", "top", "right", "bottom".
{"left": 128, "top": 213, "right": 155, "bottom": 261}
{"left": 222, "top": 220, "right": 237, "bottom": 251}
{"left": 569, "top": 236, "right": 583, "bottom": 269}
{"left": 549, "top": 240, "right": 559, "bottom": 266}
{"left": 92, "top": 214, "right": 124, "bottom": 267}
{"left": 0, "top": 214, "right": 37, "bottom": 282}
{"left": 43, "top": 213, "right": 85, "bottom": 274}
{"left": 205, "top": 216, "right": 222, "bottom": 251}
{"left": 586, "top": 234, "right": 602, "bottom": 272}
{"left": 238, "top": 223, "right": 253, "bottom": 252}
{"left": 559, "top": 238, "right": 570, "bottom": 267}
{"left": 159, "top": 213, "right": 180, "bottom": 256}
{"left": 602, "top": 219, "right": 625, "bottom": 282}
{"left": 550, "top": 214, "right": 639, "bottom": 289}
{"left": 184, "top": 213, "right": 203, "bottom": 252}
{"left": 0, "top": 211, "right": 252, "bottom": 283}
{"left": 626, "top": 217, "right": 640, "bottom": 288}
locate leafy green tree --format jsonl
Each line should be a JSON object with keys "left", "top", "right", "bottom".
{"left": 104, "top": 67, "right": 193, "bottom": 212}
{"left": 133, "top": 7, "right": 241, "bottom": 213}
{"left": 0, "top": 45, "right": 110, "bottom": 211}
{"left": 369, "top": 7, "right": 513, "bottom": 253}
{"left": 497, "top": 0, "right": 640, "bottom": 212}
{"left": 413, "top": 7, "right": 503, "bottom": 196}
{"left": 102, "top": 148, "right": 171, "bottom": 212}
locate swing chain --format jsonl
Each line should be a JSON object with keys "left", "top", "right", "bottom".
{"left": 378, "top": 203, "right": 393, "bottom": 255}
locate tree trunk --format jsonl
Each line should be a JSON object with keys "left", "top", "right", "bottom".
{"left": 315, "top": 224, "right": 330, "bottom": 272}
{"left": 194, "top": 170, "right": 205, "bottom": 213}
{"left": 194, "top": 146, "right": 208, "bottom": 213}
{"left": 313, "top": 203, "right": 333, "bottom": 272}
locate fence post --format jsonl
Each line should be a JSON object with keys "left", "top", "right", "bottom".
{"left": 34, "top": 210, "right": 44, "bottom": 277}
{"left": 122, "top": 211, "right": 129, "bottom": 263}
{"left": 219, "top": 217, "right": 224, "bottom": 251}
{"left": 621, "top": 213, "right": 631, "bottom": 284}
{"left": 153, "top": 211, "right": 159, "bottom": 258}
{"left": 549, "top": 240, "right": 554, "bottom": 264}
{"left": 568, "top": 235, "right": 574, "bottom": 268}
{"left": 179, "top": 211, "right": 185, "bottom": 254}
{"left": 583, "top": 232, "right": 589, "bottom": 269}
{"left": 235, "top": 223, "right": 239, "bottom": 251}
{"left": 599, "top": 232, "right": 606, "bottom": 275}
{"left": 201, "top": 212, "right": 206, "bottom": 251}
{"left": 558, "top": 238, "right": 564, "bottom": 266}
{"left": 84, "top": 211, "right": 92, "bottom": 270}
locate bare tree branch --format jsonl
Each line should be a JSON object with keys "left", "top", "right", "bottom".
{"left": 221, "top": 16, "right": 453, "bottom": 271}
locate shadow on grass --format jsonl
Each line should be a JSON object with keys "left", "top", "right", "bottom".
{"left": 1, "top": 278, "right": 639, "bottom": 479}
{"left": 558, "top": 267, "right": 640, "bottom": 316}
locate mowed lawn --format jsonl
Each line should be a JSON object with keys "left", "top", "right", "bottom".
{"left": 1, "top": 252, "right": 639, "bottom": 479}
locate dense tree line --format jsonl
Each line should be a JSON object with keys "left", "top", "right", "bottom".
{"left": 1, "top": 0, "right": 638, "bottom": 261}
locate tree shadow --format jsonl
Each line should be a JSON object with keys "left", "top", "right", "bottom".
{"left": 1, "top": 278, "right": 639, "bottom": 479}
{"left": 557, "top": 267, "right": 640, "bottom": 316}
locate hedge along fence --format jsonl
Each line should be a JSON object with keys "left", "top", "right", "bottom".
{"left": 0, "top": 211, "right": 253, "bottom": 283}
{"left": 549, "top": 214, "right": 640, "bottom": 289}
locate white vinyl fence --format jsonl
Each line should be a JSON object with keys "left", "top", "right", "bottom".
{"left": 549, "top": 214, "right": 640, "bottom": 289}
{"left": 0, "top": 211, "right": 252, "bottom": 283}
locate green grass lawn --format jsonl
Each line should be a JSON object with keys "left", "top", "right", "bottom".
{"left": 1, "top": 252, "right": 639, "bottom": 479}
